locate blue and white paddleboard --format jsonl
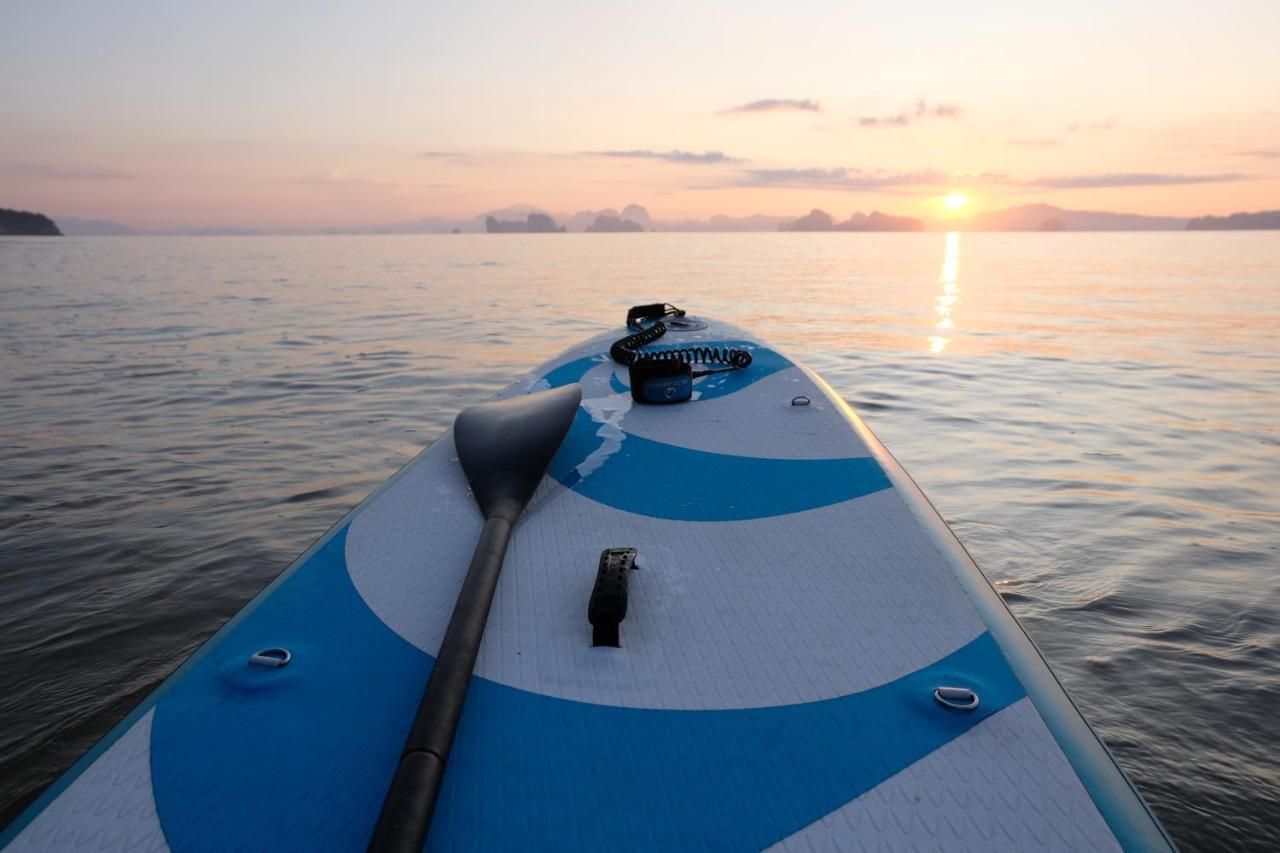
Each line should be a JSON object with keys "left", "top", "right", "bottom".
{"left": 2, "top": 315, "right": 1173, "bottom": 851}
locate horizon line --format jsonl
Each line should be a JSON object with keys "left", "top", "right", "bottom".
{"left": 29, "top": 198, "right": 1269, "bottom": 234}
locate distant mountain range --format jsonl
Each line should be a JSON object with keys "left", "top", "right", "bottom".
{"left": 10, "top": 204, "right": 1280, "bottom": 236}
{"left": 358, "top": 202, "right": 1225, "bottom": 234}
{"left": 933, "top": 203, "right": 1186, "bottom": 232}
{"left": 780, "top": 209, "right": 924, "bottom": 232}
{"left": 56, "top": 216, "right": 137, "bottom": 236}
{"left": 1187, "top": 210, "right": 1280, "bottom": 230}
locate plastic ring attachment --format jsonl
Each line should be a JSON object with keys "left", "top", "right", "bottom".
{"left": 933, "top": 686, "right": 979, "bottom": 711}
{"left": 249, "top": 647, "right": 292, "bottom": 668}
{"left": 791, "top": 396, "right": 811, "bottom": 407}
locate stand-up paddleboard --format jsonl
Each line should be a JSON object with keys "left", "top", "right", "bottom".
{"left": 2, "top": 309, "right": 1174, "bottom": 851}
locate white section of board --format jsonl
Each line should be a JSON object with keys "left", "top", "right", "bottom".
{"left": 7, "top": 710, "right": 167, "bottom": 853}
{"left": 345, "top": 437, "right": 986, "bottom": 709}
{"left": 574, "top": 361, "right": 873, "bottom": 460}
{"left": 769, "top": 698, "right": 1121, "bottom": 852}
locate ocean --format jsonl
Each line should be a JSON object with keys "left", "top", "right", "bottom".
{"left": 1, "top": 232, "right": 1277, "bottom": 849}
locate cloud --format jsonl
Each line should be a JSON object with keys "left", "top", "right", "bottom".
{"left": 719, "top": 165, "right": 1246, "bottom": 192}
{"left": 584, "top": 149, "right": 745, "bottom": 165}
{"left": 858, "top": 113, "right": 911, "bottom": 128}
{"left": 415, "top": 150, "right": 533, "bottom": 167}
{"left": 1024, "top": 172, "right": 1246, "bottom": 189}
{"left": 0, "top": 162, "right": 132, "bottom": 181}
{"left": 858, "top": 98, "right": 963, "bottom": 128}
{"left": 923, "top": 100, "right": 963, "bottom": 118}
{"left": 739, "top": 167, "right": 946, "bottom": 189}
{"left": 1068, "top": 117, "right": 1117, "bottom": 132}
{"left": 723, "top": 98, "right": 822, "bottom": 114}
{"left": 1237, "top": 149, "right": 1280, "bottom": 159}
{"left": 1008, "top": 138, "right": 1060, "bottom": 147}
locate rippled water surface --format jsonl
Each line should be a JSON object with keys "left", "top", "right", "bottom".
{"left": 1, "top": 233, "right": 1277, "bottom": 849}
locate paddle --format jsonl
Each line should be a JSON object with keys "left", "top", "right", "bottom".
{"left": 368, "top": 383, "right": 582, "bottom": 853}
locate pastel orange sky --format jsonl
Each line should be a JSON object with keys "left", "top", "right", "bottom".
{"left": 3, "top": 1, "right": 1278, "bottom": 228}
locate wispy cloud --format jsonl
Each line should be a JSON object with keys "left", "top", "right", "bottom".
{"left": 1025, "top": 172, "right": 1246, "bottom": 188}
{"left": 929, "top": 102, "right": 963, "bottom": 118}
{"left": 0, "top": 162, "right": 132, "bottom": 181}
{"left": 415, "top": 150, "right": 532, "bottom": 167}
{"left": 739, "top": 167, "right": 946, "bottom": 189}
{"left": 722, "top": 165, "right": 1246, "bottom": 192}
{"left": 1237, "top": 148, "right": 1280, "bottom": 159}
{"left": 858, "top": 113, "right": 912, "bottom": 128}
{"left": 1067, "top": 117, "right": 1117, "bottom": 132}
{"left": 858, "top": 98, "right": 963, "bottom": 128}
{"left": 584, "top": 149, "right": 745, "bottom": 165}
{"left": 723, "top": 98, "right": 822, "bottom": 114}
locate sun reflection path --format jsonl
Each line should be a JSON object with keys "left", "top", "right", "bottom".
{"left": 927, "top": 231, "right": 961, "bottom": 353}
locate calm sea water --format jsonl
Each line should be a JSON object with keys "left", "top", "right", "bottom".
{"left": 1, "top": 233, "right": 1277, "bottom": 849}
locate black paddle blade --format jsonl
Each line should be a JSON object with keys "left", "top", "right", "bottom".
{"left": 453, "top": 383, "right": 581, "bottom": 522}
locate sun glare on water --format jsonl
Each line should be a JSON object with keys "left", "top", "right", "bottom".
{"left": 942, "top": 192, "right": 970, "bottom": 212}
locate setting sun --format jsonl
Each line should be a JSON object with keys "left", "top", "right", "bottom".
{"left": 941, "top": 192, "right": 970, "bottom": 212}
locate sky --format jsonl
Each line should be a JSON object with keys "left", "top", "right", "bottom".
{"left": 2, "top": 0, "right": 1278, "bottom": 229}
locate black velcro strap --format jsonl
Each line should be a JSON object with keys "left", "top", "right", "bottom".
{"left": 589, "top": 548, "right": 638, "bottom": 647}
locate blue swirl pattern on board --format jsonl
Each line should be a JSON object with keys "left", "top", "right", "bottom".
{"left": 549, "top": 409, "right": 890, "bottom": 521}
{"left": 541, "top": 342, "right": 892, "bottom": 520}
{"left": 148, "top": 526, "right": 1023, "bottom": 851}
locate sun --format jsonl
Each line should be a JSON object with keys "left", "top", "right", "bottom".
{"left": 941, "top": 192, "right": 970, "bottom": 212}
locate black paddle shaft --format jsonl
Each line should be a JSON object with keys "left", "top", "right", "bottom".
{"left": 367, "top": 514, "right": 511, "bottom": 853}
{"left": 368, "top": 383, "right": 581, "bottom": 853}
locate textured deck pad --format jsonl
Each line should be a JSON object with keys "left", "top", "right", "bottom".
{"left": 2, "top": 318, "right": 1166, "bottom": 851}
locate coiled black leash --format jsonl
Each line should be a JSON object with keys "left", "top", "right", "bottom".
{"left": 611, "top": 304, "right": 752, "bottom": 403}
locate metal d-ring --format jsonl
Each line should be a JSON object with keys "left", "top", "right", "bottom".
{"left": 933, "top": 685, "right": 979, "bottom": 711}
{"left": 249, "top": 647, "right": 292, "bottom": 668}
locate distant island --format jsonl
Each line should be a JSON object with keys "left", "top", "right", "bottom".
{"left": 586, "top": 214, "right": 644, "bottom": 232}
{"left": 780, "top": 209, "right": 924, "bottom": 232}
{"left": 1187, "top": 210, "right": 1280, "bottom": 230}
{"left": 484, "top": 213, "right": 565, "bottom": 233}
{"left": 483, "top": 208, "right": 648, "bottom": 233}
{"left": 0, "top": 207, "right": 61, "bottom": 236}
